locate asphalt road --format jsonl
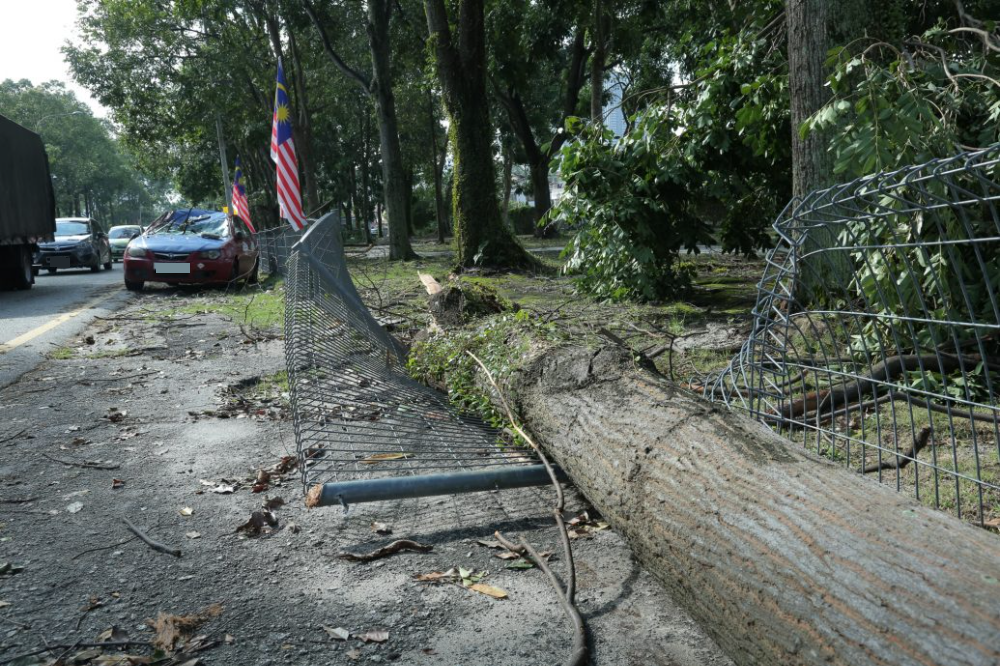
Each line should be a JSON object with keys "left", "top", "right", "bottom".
{"left": 0, "top": 263, "right": 130, "bottom": 388}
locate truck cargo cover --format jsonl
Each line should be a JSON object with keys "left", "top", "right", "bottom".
{"left": 0, "top": 113, "right": 56, "bottom": 244}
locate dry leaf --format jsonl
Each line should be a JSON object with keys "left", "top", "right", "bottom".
{"left": 262, "top": 497, "right": 285, "bottom": 511}
{"left": 97, "top": 625, "right": 129, "bottom": 642}
{"left": 0, "top": 601, "right": 9, "bottom": 609}
{"left": 358, "top": 630, "right": 389, "bottom": 643}
{"left": 414, "top": 570, "right": 454, "bottom": 582}
{"left": 371, "top": 522, "right": 392, "bottom": 535}
{"left": 476, "top": 540, "right": 503, "bottom": 549}
{"left": 179, "top": 507, "right": 194, "bottom": 516}
{"left": 185, "top": 531, "right": 201, "bottom": 539}
{"left": 148, "top": 603, "right": 223, "bottom": 652}
{"left": 112, "top": 479, "right": 125, "bottom": 490}
{"left": 67, "top": 501, "right": 83, "bottom": 514}
{"left": 346, "top": 649, "right": 361, "bottom": 661}
{"left": 323, "top": 626, "right": 350, "bottom": 641}
{"left": 235, "top": 509, "right": 278, "bottom": 536}
{"left": 210, "top": 485, "right": 235, "bottom": 494}
{"left": 984, "top": 517, "right": 1000, "bottom": 529}
{"left": 361, "top": 452, "right": 414, "bottom": 464}
{"left": 469, "top": 583, "right": 508, "bottom": 599}
{"left": 224, "top": 634, "right": 235, "bottom": 645}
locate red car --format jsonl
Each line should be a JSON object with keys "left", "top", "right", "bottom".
{"left": 123, "top": 210, "right": 259, "bottom": 291}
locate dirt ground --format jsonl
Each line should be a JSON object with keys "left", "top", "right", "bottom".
{"left": 0, "top": 283, "right": 734, "bottom": 666}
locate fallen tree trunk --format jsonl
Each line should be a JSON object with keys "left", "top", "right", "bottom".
{"left": 506, "top": 345, "right": 1000, "bottom": 666}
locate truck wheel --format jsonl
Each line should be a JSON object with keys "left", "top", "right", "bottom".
{"left": 1, "top": 246, "right": 34, "bottom": 290}
{"left": 47, "top": 268, "right": 57, "bottom": 275}
{"left": 125, "top": 279, "right": 144, "bottom": 292}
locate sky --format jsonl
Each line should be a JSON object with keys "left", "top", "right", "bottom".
{"left": 0, "top": 0, "right": 106, "bottom": 116}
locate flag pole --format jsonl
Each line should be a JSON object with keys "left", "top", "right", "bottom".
{"left": 215, "top": 114, "right": 233, "bottom": 212}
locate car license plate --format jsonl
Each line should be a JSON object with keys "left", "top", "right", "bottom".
{"left": 154, "top": 262, "right": 190, "bottom": 274}
{"left": 49, "top": 256, "right": 70, "bottom": 268}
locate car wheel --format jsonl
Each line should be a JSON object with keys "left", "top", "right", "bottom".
{"left": 31, "top": 266, "right": 39, "bottom": 277}
{"left": 125, "top": 279, "right": 144, "bottom": 292}
{"left": 103, "top": 250, "right": 112, "bottom": 270}
{"left": 90, "top": 262, "right": 100, "bottom": 272}
{"left": 47, "top": 268, "right": 57, "bottom": 275}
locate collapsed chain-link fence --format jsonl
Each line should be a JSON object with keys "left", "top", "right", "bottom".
{"left": 701, "top": 144, "right": 1000, "bottom": 525}
{"left": 257, "top": 213, "right": 370, "bottom": 277}
{"left": 283, "top": 212, "right": 552, "bottom": 544}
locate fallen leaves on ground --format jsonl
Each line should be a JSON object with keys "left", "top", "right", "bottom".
{"left": 96, "top": 625, "right": 129, "bottom": 643}
{"left": 67, "top": 501, "right": 84, "bottom": 514}
{"left": 322, "top": 626, "right": 350, "bottom": 641}
{"left": 105, "top": 408, "right": 128, "bottom": 423}
{"left": 360, "top": 452, "right": 414, "bottom": 464}
{"left": 414, "top": 567, "right": 508, "bottom": 600}
{"left": 566, "top": 511, "right": 610, "bottom": 539}
{"left": 0, "top": 562, "right": 24, "bottom": 577}
{"left": 371, "top": 522, "right": 392, "bottom": 535}
{"left": 357, "top": 630, "right": 389, "bottom": 644}
{"left": 111, "top": 479, "right": 125, "bottom": 490}
{"left": 178, "top": 507, "right": 194, "bottom": 517}
{"left": 148, "top": 603, "right": 223, "bottom": 652}
{"left": 185, "top": 531, "right": 201, "bottom": 539}
{"left": 468, "top": 583, "right": 508, "bottom": 599}
{"left": 235, "top": 509, "right": 277, "bottom": 537}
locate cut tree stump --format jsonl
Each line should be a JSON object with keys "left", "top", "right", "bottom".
{"left": 506, "top": 345, "right": 1000, "bottom": 666}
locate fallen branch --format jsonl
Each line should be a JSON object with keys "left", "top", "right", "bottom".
{"left": 337, "top": 539, "right": 433, "bottom": 562}
{"left": 122, "top": 517, "right": 182, "bottom": 558}
{"left": 79, "top": 371, "right": 160, "bottom": 383}
{"left": 495, "top": 532, "right": 587, "bottom": 665}
{"left": 0, "top": 497, "right": 38, "bottom": 504}
{"left": 41, "top": 453, "right": 120, "bottom": 470}
{"left": 72, "top": 536, "right": 138, "bottom": 561}
{"left": 862, "top": 425, "right": 934, "bottom": 474}
{"left": 0, "top": 428, "right": 28, "bottom": 444}
{"left": 466, "top": 351, "right": 586, "bottom": 666}
{"left": 0, "top": 641, "right": 153, "bottom": 666}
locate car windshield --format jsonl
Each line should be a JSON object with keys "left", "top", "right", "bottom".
{"left": 151, "top": 213, "right": 229, "bottom": 238}
{"left": 109, "top": 227, "right": 139, "bottom": 239}
{"left": 55, "top": 221, "right": 90, "bottom": 237}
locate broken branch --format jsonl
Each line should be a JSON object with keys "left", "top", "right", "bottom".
{"left": 337, "top": 539, "right": 433, "bottom": 562}
{"left": 122, "top": 517, "right": 182, "bottom": 558}
{"left": 41, "top": 453, "right": 120, "bottom": 471}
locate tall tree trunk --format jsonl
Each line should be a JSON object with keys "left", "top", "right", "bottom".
{"left": 403, "top": 167, "right": 414, "bottom": 236}
{"left": 590, "top": 0, "right": 608, "bottom": 122}
{"left": 423, "top": 0, "right": 535, "bottom": 269}
{"left": 787, "top": 0, "right": 858, "bottom": 301}
{"left": 501, "top": 141, "right": 513, "bottom": 230}
{"left": 428, "top": 94, "right": 448, "bottom": 244}
{"left": 367, "top": 0, "right": 417, "bottom": 259}
{"left": 303, "top": 0, "right": 415, "bottom": 260}
{"left": 287, "top": 25, "right": 320, "bottom": 214}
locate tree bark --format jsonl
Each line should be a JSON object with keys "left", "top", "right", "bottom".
{"left": 505, "top": 344, "right": 1000, "bottom": 666}
{"left": 303, "top": 0, "right": 415, "bottom": 259}
{"left": 428, "top": 93, "right": 448, "bottom": 244}
{"left": 366, "top": 0, "right": 417, "bottom": 259}
{"left": 786, "top": 0, "right": 862, "bottom": 301}
{"left": 423, "top": 0, "right": 535, "bottom": 269}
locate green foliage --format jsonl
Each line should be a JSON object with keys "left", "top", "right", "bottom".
{"left": 506, "top": 204, "right": 536, "bottom": 235}
{"left": 0, "top": 80, "right": 169, "bottom": 224}
{"left": 407, "top": 310, "right": 559, "bottom": 428}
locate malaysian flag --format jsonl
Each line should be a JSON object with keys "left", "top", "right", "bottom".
{"left": 230, "top": 157, "right": 255, "bottom": 233}
{"left": 270, "top": 60, "right": 307, "bottom": 231}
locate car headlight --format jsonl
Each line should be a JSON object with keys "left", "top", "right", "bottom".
{"left": 125, "top": 245, "right": 148, "bottom": 258}
{"left": 200, "top": 250, "right": 222, "bottom": 260}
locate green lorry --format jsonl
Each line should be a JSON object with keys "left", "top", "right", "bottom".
{"left": 0, "top": 113, "right": 56, "bottom": 290}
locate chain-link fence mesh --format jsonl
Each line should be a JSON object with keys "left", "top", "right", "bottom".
{"left": 256, "top": 225, "right": 302, "bottom": 277}
{"left": 701, "top": 144, "right": 1000, "bottom": 525}
{"left": 284, "top": 212, "right": 554, "bottom": 544}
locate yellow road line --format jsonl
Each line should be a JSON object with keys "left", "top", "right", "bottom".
{"left": 0, "top": 293, "right": 114, "bottom": 354}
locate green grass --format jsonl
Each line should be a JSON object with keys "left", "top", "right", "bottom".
{"left": 47, "top": 346, "right": 75, "bottom": 360}
{"left": 163, "top": 277, "right": 286, "bottom": 330}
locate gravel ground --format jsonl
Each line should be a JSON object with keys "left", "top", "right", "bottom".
{"left": 0, "top": 285, "right": 734, "bottom": 666}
